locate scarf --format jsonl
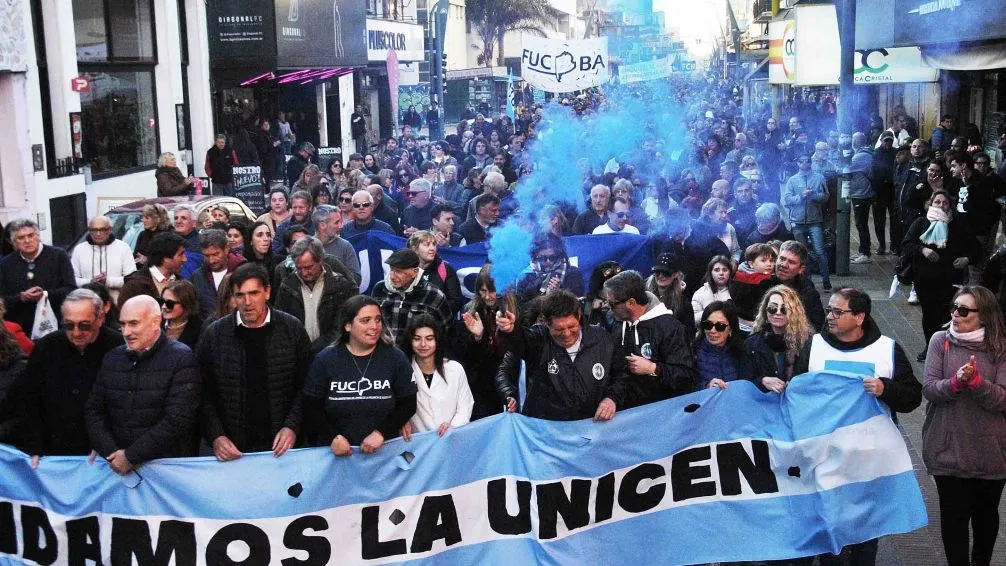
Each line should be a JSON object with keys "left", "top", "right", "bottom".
{"left": 949, "top": 326, "right": 985, "bottom": 344}
{"left": 536, "top": 259, "right": 568, "bottom": 295}
{"left": 920, "top": 206, "right": 950, "bottom": 248}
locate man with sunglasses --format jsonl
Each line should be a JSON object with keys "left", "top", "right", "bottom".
{"left": 341, "top": 190, "right": 394, "bottom": 238}
{"left": 601, "top": 270, "right": 696, "bottom": 406}
{"left": 365, "top": 184, "right": 403, "bottom": 235}
{"left": 402, "top": 179, "right": 435, "bottom": 236}
{"left": 795, "top": 287, "right": 921, "bottom": 566}
{"left": 21, "top": 289, "right": 121, "bottom": 467}
{"left": 592, "top": 198, "right": 640, "bottom": 235}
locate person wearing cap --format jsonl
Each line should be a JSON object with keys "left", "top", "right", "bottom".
{"left": 274, "top": 236, "right": 356, "bottom": 354}
{"left": 516, "top": 235, "right": 586, "bottom": 304}
{"left": 644, "top": 251, "right": 695, "bottom": 337}
{"left": 286, "top": 142, "right": 316, "bottom": 188}
{"left": 370, "top": 248, "right": 452, "bottom": 345}
{"left": 347, "top": 153, "right": 365, "bottom": 172}
{"left": 602, "top": 270, "right": 697, "bottom": 405}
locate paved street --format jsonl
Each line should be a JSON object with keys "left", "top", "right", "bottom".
{"left": 806, "top": 230, "right": 1006, "bottom": 566}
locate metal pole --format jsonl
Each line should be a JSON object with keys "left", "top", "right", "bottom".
{"left": 834, "top": 0, "right": 856, "bottom": 276}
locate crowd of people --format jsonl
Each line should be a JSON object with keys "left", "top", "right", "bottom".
{"left": 2, "top": 77, "right": 1006, "bottom": 566}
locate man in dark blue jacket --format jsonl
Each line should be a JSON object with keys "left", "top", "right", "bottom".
{"left": 188, "top": 229, "right": 244, "bottom": 319}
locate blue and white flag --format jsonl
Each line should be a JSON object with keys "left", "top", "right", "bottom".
{"left": 0, "top": 373, "right": 926, "bottom": 565}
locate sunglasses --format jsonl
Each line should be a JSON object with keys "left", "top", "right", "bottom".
{"left": 353, "top": 202, "right": 373, "bottom": 209}
{"left": 161, "top": 299, "right": 180, "bottom": 310}
{"left": 951, "top": 304, "right": 978, "bottom": 317}
{"left": 63, "top": 321, "right": 94, "bottom": 332}
{"left": 407, "top": 191, "right": 424, "bottom": 196}
{"left": 613, "top": 211, "right": 630, "bottom": 218}
{"left": 339, "top": 196, "right": 353, "bottom": 203}
{"left": 702, "top": 321, "right": 729, "bottom": 332}
{"left": 766, "top": 304, "right": 787, "bottom": 315}
{"left": 536, "top": 254, "right": 559, "bottom": 263}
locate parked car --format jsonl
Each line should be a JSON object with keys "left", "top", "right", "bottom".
{"left": 74, "top": 196, "right": 257, "bottom": 251}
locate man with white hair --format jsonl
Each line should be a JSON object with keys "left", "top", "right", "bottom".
{"left": 85, "top": 295, "right": 201, "bottom": 474}
{"left": 465, "top": 171, "right": 508, "bottom": 221}
{"left": 403, "top": 178, "right": 435, "bottom": 235}
{"left": 743, "top": 203, "right": 793, "bottom": 247}
{"left": 572, "top": 184, "right": 611, "bottom": 235}
{"left": 0, "top": 218, "right": 76, "bottom": 333}
{"left": 72, "top": 216, "right": 136, "bottom": 304}
{"left": 341, "top": 190, "right": 395, "bottom": 237}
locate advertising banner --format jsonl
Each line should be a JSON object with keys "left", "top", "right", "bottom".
{"left": 619, "top": 57, "right": 675, "bottom": 84}
{"left": 520, "top": 35, "right": 609, "bottom": 93}
{"left": 794, "top": 5, "right": 840, "bottom": 86}
{"left": 273, "top": 0, "right": 368, "bottom": 67}
{"left": 853, "top": 47, "right": 939, "bottom": 84}
{"left": 768, "top": 20, "right": 796, "bottom": 84}
{"left": 0, "top": 375, "right": 926, "bottom": 565}
{"left": 206, "top": 0, "right": 276, "bottom": 64}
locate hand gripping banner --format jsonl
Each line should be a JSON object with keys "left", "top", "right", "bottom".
{"left": 0, "top": 373, "right": 926, "bottom": 565}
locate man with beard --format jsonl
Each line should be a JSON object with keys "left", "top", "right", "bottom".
{"left": 271, "top": 191, "right": 315, "bottom": 252}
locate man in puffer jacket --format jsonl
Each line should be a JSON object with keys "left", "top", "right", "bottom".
{"left": 84, "top": 296, "right": 200, "bottom": 474}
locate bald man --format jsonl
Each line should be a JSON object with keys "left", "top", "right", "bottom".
{"left": 84, "top": 296, "right": 201, "bottom": 474}
{"left": 71, "top": 216, "right": 136, "bottom": 303}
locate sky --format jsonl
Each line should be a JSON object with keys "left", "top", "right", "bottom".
{"left": 654, "top": 0, "right": 726, "bottom": 60}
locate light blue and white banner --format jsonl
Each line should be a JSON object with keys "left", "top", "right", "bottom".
{"left": 0, "top": 373, "right": 926, "bottom": 565}
{"left": 347, "top": 232, "right": 655, "bottom": 295}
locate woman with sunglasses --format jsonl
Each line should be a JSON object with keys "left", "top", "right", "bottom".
{"left": 922, "top": 285, "right": 1006, "bottom": 566}
{"left": 743, "top": 285, "right": 812, "bottom": 393}
{"left": 160, "top": 280, "right": 201, "bottom": 349}
{"left": 645, "top": 251, "right": 695, "bottom": 338}
{"left": 256, "top": 187, "right": 292, "bottom": 234}
{"left": 691, "top": 255, "right": 733, "bottom": 325}
{"left": 400, "top": 314, "right": 473, "bottom": 441}
{"left": 327, "top": 159, "right": 347, "bottom": 189}
{"left": 696, "top": 301, "right": 747, "bottom": 390}
{"left": 515, "top": 235, "right": 585, "bottom": 304}
{"left": 309, "top": 177, "right": 332, "bottom": 206}
{"left": 901, "top": 189, "right": 981, "bottom": 361}
{"left": 583, "top": 261, "right": 622, "bottom": 329}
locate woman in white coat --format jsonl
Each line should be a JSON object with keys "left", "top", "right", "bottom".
{"left": 401, "top": 314, "right": 474, "bottom": 440}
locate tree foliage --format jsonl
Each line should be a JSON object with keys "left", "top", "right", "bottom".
{"left": 466, "top": 0, "right": 557, "bottom": 67}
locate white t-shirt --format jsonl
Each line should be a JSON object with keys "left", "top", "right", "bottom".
{"left": 592, "top": 222, "right": 640, "bottom": 235}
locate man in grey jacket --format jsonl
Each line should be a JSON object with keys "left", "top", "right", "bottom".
{"left": 783, "top": 154, "right": 831, "bottom": 290}
{"left": 847, "top": 132, "right": 877, "bottom": 264}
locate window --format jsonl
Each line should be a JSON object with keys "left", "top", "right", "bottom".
{"left": 73, "top": 0, "right": 159, "bottom": 177}
{"left": 79, "top": 70, "right": 159, "bottom": 175}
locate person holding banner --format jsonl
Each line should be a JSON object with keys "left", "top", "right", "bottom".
{"left": 495, "top": 290, "right": 627, "bottom": 422}
{"left": 922, "top": 286, "right": 1006, "bottom": 566}
{"left": 743, "top": 285, "right": 812, "bottom": 393}
{"left": 302, "top": 295, "right": 416, "bottom": 455}
{"left": 400, "top": 313, "right": 473, "bottom": 441}
{"left": 516, "top": 235, "right": 586, "bottom": 304}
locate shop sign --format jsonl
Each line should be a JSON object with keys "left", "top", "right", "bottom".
{"left": 893, "top": 0, "right": 1006, "bottom": 47}
{"left": 366, "top": 19, "right": 424, "bottom": 62}
{"left": 274, "top": 0, "right": 368, "bottom": 67}
{"left": 233, "top": 166, "right": 266, "bottom": 215}
{"left": 794, "top": 4, "right": 840, "bottom": 86}
{"left": 768, "top": 20, "right": 796, "bottom": 84}
{"left": 853, "top": 47, "right": 939, "bottom": 84}
{"left": 207, "top": 0, "right": 276, "bottom": 62}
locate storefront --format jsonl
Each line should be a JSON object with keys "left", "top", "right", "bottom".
{"left": 362, "top": 17, "right": 426, "bottom": 144}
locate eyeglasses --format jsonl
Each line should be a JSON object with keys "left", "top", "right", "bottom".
{"left": 161, "top": 299, "right": 180, "bottom": 310}
{"left": 63, "top": 321, "right": 95, "bottom": 331}
{"left": 766, "top": 304, "right": 788, "bottom": 315}
{"left": 951, "top": 304, "right": 978, "bottom": 317}
{"left": 407, "top": 191, "right": 425, "bottom": 196}
{"left": 88, "top": 227, "right": 111, "bottom": 233}
{"left": 613, "top": 211, "right": 630, "bottom": 218}
{"left": 536, "top": 254, "right": 559, "bottom": 263}
{"left": 339, "top": 197, "right": 353, "bottom": 203}
{"left": 702, "top": 321, "right": 729, "bottom": 332}
{"left": 353, "top": 202, "right": 373, "bottom": 209}
{"left": 825, "top": 307, "right": 853, "bottom": 317}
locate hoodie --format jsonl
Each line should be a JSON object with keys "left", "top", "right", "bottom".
{"left": 611, "top": 291, "right": 697, "bottom": 407}
{"left": 70, "top": 233, "right": 137, "bottom": 302}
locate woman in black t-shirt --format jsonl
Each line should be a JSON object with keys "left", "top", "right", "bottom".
{"left": 303, "top": 295, "right": 417, "bottom": 455}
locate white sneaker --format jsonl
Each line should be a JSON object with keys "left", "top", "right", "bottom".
{"left": 851, "top": 254, "right": 873, "bottom": 264}
{"left": 908, "top": 288, "right": 919, "bottom": 305}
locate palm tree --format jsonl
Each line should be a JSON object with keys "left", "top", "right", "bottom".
{"left": 467, "top": 0, "right": 557, "bottom": 67}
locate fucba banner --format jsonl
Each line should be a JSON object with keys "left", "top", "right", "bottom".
{"left": 346, "top": 232, "right": 654, "bottom": 295}
{"left": 520, "top": 35, "right": 609, "bottom": 93}
{"left": 0, "top": 375, "right": 926, "bottom": 565}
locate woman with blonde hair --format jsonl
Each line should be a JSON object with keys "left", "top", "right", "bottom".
{"left": 155, "top": 152, "right": 197, "bottom": 197}
{"left": 742, "top": 285, "right": 812, "bottom": 393}
{"left": 409, "top": 230, "right": 462, "bottom": 313}
{"left": 134, "top": 203, "right": 172, "bottom": 267}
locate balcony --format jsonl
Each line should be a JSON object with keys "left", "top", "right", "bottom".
{"left": 753, "top": 0, "right": 773, "bottom": 23}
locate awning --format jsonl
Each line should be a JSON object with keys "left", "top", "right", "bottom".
{"left": 922, "top": 42, "right": 1006, "bottom": 71}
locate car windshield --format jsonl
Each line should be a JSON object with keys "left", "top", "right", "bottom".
{"left": 105, "top": 211, "right": 145, "bottom": 250}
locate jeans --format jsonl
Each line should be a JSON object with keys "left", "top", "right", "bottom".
{"left": 872, "top": 184, "right": 898, "bottom": 252}
{"left": 851, "top": 198, "right": 874, "bottom": 256}
{"left": 791, "top": 222, "right": 831, "bottom": 286}
{"left": 935, "top": 475, "right": 1006, "bottom": 566}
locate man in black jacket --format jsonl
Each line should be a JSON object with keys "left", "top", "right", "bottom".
{"left": 774, "top": 240, "right": 826, "bottom": 330}
{"left": 950, "top": 152, "right": 999, "bottom": 284}
{"left": 795, "top": 287, "right": 921, "bottom": 565}
{"left": 0, "top": 218, "right": 76, "bottom": 333}
{"left": 84, "top": 295, "right": 200, "bottom": 474}
{"left": 189, "top": 229, "right": 244, "bottom": 318}
{"left": 198, "top": 264, "right": 311, "bottom": 461}
{"left": 495, "top": 290, "right": 627, "bottom": 421}
{"left": 274, "top": 237, "right": 356, "bottom": 354}
{"left": 22, "top": 289, "right": 121, "bottom": 466}
{"left": 602, "top": 270, "right": 697, "bottom": 405}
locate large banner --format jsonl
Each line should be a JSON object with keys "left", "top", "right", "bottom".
{"left": 346, "top": 232, "right": 654, "bottom": 295}
{"left": 0, "top": 375, "right": 926, "bottom": 565}
{"left": 520, "top": 35, "right": 609, "bottom": 93}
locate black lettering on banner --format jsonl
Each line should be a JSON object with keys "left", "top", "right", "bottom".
{"left": 66, "top": 516, "right": 102, "bottom": 566}
{"left": 281, "top": 515, "right": 330, "bottom": 566}
{"left": 536, "top": 479, "right": 592, "bottom": 540}
{"left": 110, "top": 518, "right": 197, "bottom": 566}
{"left": 410, "top": 495, "right": 462, "bottom": 553}
{"left": 486, "top": 478, "right": 532, "bottom": 535}
{"left": 716, "top": 440, "right": 779, "bottom": 496}
{"left": 205, "top": 523, "right": 271, "bottom": 566}
{"left": 21, "top": 506, "right": 57, "bottom": 565}
{"left": 0, "top": 502, "right": 15, "bottom": 554}
{"left": 594, "top": 472, "right": 616, "bottom": 523}
{"left": 617, "top": 463, "right": 666, "bottom": 513}
{"left": 361, "top": 506, "right": 407, "bottom": 560}
{"left": 671, "top": 446, "right": 717, "bottom": 502}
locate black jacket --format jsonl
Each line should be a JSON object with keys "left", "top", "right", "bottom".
{"left": 197, "top": 310, "right": 312, "bottom": 449}
{"left": 777, "top": 273, "right": 826, "bottom": 331}
{"left": 741, "top": 330, "right": 811, "bottom": 388}
{"left": 22, "top": 326, "right": 122, "bottom": 455}
{"left": 497, "top": 324, "right": 628, "bottom": 421}
{"left": 901, "top": 216, "right": 981, "bottom": 284}
{"left": 0, "top": 245, "right": 76, "bottom": 332}
{"left": 274, "top": 269, "right": 356, "bottom": 354}
{"left": 0, "top": 355, "right": 28, "bottom": 448}
{"left": 84, "top": 333, "right": 201, "bottom": 464}
{"left": 894, "top": 159, "right": 931, "bottom": 227}
{"left": 794, "top": 317, "right": 921, "bottom": 414}
{"left": 420, "top": 257, "right": 464, "bottom": 314}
